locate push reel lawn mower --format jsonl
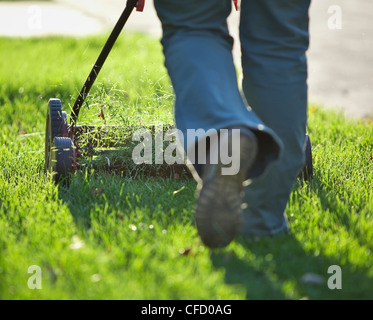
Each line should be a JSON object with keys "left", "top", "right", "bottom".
{"left": 44, "top": 0, "right": 313, "bottom": 184}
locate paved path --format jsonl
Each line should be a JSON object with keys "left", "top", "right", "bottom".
{"left": 307, "top": 0, "right": 373, "bottom": 120}
{"left": 0, "top": 0, "right": 372, "bottom": 119}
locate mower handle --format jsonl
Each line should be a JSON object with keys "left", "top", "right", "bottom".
{"left": 69, "top": 0, "right": 240, "bottom": 128}
{"left": 70, "top": 0, "right": 144, "bottom": 127}
{"left": 137, "top": 0, "right": 145, "bottom": 12}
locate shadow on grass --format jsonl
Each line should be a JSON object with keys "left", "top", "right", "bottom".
{"left": 211, "top": 172, "right": 373, "bottom": 300}
{"left": 57, "top": 172, "right": 373, "bottom": 300}
{"left": 210, "top": 174, "right": 373, "bottom": 300}
{"left": 210, "top": 244, "right": 288, "bottom": 300}
{"left": 210, "top": 233, "right": 373, "bottom": 299}
{"left": 57, "top": 171, "right": 195, "bottom": 231}
{"left": 309, "top": 176, "right": 368, "bottom": 242}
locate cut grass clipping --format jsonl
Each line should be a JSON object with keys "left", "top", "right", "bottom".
{"left": 0, "top": 35, "right": 373, "bottom": 299}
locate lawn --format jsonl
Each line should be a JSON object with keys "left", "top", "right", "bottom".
{"left": 0, "top": 34, "right": 372, "bottom": 300}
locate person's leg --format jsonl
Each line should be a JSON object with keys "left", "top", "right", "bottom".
{"left": 240, "top": 0, "right": 311, "bottom": 236}
{"left": 154, "top": 0, "right": 281, "bottom": 247}
{"left": 154, "top": 0, "right": 280, "bottom": 169}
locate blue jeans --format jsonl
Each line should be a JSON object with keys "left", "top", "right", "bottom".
{"left": 154, "top": 0, "right": 310, "bottom": 236}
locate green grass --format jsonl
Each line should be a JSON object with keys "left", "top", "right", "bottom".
{"left": 0, "top": 35, "right": 373, "bottom": 300}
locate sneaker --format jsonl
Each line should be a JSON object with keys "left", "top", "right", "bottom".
{"left": 195, "top": 128, "right": 258, "bottom": 248}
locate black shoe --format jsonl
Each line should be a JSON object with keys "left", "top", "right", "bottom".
{"left": 195, "top": 128, "right": 258, "bottom": 248}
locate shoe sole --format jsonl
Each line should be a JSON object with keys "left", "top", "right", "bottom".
{"left": 195, "top": 130, "right": 258, "bottom": 248}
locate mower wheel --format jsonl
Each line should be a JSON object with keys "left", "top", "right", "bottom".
{"left": 299, "top": 133, "right": 313, "bottom": 180}
{"left": 44, "top": 98, "right": 64, "bottom": 171}
{"left": 49, "top": 137, "right": 74, "bottom": 184}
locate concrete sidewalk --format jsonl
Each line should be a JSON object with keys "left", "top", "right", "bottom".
{"left": 0, "top": 1, "right": 103, "bottom": 37}
{"left": 0, "top": 0, "right": 372, "bottom": 119}
{"left": 307, "top": 0, "right": 373, "bottom": 120}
